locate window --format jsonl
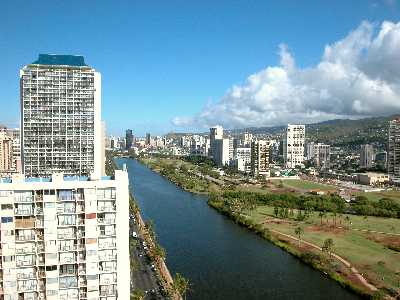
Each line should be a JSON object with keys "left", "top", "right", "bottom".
{"left": 1, "top": 204, "right": 13, "bottom": 210}
{"left": 44, "top": 202, "right": 55, "bottom": 208}
{"left": 85, "top": 213, "right": 96, "bottom": 219}
{"left": 3, "top": 255, "right": 15, "bottom": 262}
{"left": 86, "top": 238, "right": 96, "bottom": 245}
{"left": 46, "top": 265, "right": 57, "bottom": 272}
{"left": 1, "top": 216, "right": 13, "bottom": 223}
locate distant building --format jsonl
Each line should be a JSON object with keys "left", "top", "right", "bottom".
{"left": 357, "top": 172, "right": 390, "bottom": 186}
{"left": 6, "top": 128, "right": 21, "bottom": 173}
{"left": 234, "top": 147, "right": 251, "bottom": 173}
{"left": 213, "top": 138, "right": 232, "bottom": 167}
{"left": 125, "top": 129, "right": 134, "bottom": 149}
{"left": 20, "top": 54, "right": 103, "bottom": 177}
{"left": 283, "top": 124, "right": 305, "bottom": 168}
{"left": 145, "top": 133, "right": 151, "bottom": 145}
{"left": 209, "top": 126, "right": 223, "bottom": 158}
{"left": 312, "top": 143, "right": 330, "bottom": 169}
{"left": 0, "top": 131, "right": 13, "bottom": 172}
{"left": 305, "top": 142, "right": 315, "bottom": 161}
{"left": 360, "top": 144, "right": 375, "bottom": 169}
{"left": 388, "top": 119, "right": 400, "bottom": 181}
{"left": 375, "top": 151, "right": 387, "bottom": 169}
{"left": 251, "top": 140, "right": 270, "bottom": 177}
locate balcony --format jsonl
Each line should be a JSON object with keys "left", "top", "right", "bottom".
{"left": 16, "top": 235, "right": 36, "bottom": 242}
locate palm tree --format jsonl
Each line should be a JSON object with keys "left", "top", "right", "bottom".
{"left": 274, "top": 206, "right": 279, "bottom": 217}
{"left": 319, "top": 211, "right": 326, "bottom": 225}
{"left": 294, "top": 227, "right": 304, "bottom": 246}
{"left": 172, "top": 273, "right": 190, "bottom": 300}
{"left": 332, "top": 211, "right": 337, "bottom": 227}
{"left": 322, "top": 238, "right": 334, "bottom": 258}
{"left": 131, "top": 289, "right": 145, "bottom": 300}
{"left": 345, "top": 215, "right": 351, "bottom": 227}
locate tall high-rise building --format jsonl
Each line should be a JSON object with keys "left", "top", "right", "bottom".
{"left": 145, "top": 133, "right": 151, "bottom": 146}
{"left": 125, "top": 129, "right": 134, "bottom": 149}
{"left": 234, "top": 147, "right": 251, "bottom": 173}
{"left": 7, "top": 128, "right": 22, "bottom": 173}
{"left": 251, "top": 140, "right": 270, "bottom": 177}
{"left": 209, "top": 126, "right": 223, "bottom": 158}
{"left": 0, "top": 131, "right": 13, "bottom": 172}
{"left": 12, "top": 54, "right": 130, "bottom": 300}
{"left": 0, "top": 171, "right": 130, "bottom": 300}
{"left": 283, "top": 124, "right": 305, "bottom": 168}
{"left": 388, "top": 119, "right": 400, "bottom": 181}
{"left": 314, "top": 143, "right": 330, "bottom": 169}
{"left": 360, "top": 144, "right": 375, "bottom": 169}
{"left": 213, "top": 138, "right": 232, "bottom": 167}
{"left": 20, "top": 54, "right": 102, "bottom": 177}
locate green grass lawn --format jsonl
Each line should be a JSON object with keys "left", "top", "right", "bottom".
{"left": 270, "top": 179, "right": 337, "bottom": 192}
{"left": 354, "top": 190, "right": 400, "bottom": 205}
{"left": 248, "top": 205, "right": 400, "bottom": 290}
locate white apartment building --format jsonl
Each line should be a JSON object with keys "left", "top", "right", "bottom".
{"left": 213, "top": 138, "right": 233, "bottom": 167}
{"left": 0, "top": 170, "right": 130, "bottom": 300}
{"left": 20, "top": 54, "right": 103, "bottom": 177}
{"left": 251, "top": 140, "right": 270, "bottom": 177}
{"left": 234, "top": 147, "right": 251, "bottom": 173}
{"left": 388, "top": 119, "right": 400, "bottom": 182}
{"left": 283, "top": 124, "right": 305, "bottom": 168}
{"left": 209, "top": 126, "right": 223, "bottom": 158}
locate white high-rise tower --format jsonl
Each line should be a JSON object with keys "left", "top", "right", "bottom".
{"left": 20, "top": 54, "right": 102, "bottom": 177}
{"left": 283, "top": 124, "right": 305, "bottom": 168}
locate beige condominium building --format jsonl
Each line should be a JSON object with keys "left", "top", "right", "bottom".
{"left": 0, "top": 171, "right": 130, "bottom": 300}
{"left": 251, "top": 140, "right": 270, "bottom": 177}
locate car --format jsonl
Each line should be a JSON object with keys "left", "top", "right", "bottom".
{"left": 132, "top": 231, "right": 138, "bottom": 238}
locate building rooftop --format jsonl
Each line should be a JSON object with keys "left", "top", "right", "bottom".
{"left": 0, "top": 175, "right": 113, "bottom": 184}
{"left": 31, "top": 54, "right": 87, "bottom": 67}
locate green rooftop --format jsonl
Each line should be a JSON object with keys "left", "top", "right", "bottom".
{"left": 32, "top": 54, "right": 87, "bottom": 66}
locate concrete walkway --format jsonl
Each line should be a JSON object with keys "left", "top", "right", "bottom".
{"left": 269, "top": 229, "right": 378, "bottom": 292}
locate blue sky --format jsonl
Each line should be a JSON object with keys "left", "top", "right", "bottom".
{"left": 0, "top": 1, "right": 399, "bottom": 136}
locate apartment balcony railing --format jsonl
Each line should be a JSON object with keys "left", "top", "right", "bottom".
{"left": 16, "top": 272, "right": 36, "bottom": 279}
{"left": 16, "top": 261, "right": 36, "bottom": 267}
{"left": 16, "top": 235, "right": 36, "bottom": 242}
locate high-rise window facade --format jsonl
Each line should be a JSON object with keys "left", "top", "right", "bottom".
{"left": 0, "top": 171, "right": 130, "bottom": 300}
{"left": 283, "top": 124, "right": 305, "bottom": 168}
{"left": 20, "top": 54, "right": 102, "bottom": 177}
{"left": 388, "top": 119, "right": 400, "bottom": 181}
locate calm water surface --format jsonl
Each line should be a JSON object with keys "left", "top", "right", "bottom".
{"left": 117, "top": 158, "right": 360, "bottom": 300}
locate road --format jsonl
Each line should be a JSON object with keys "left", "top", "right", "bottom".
{"left": 130, "top": 216, "right": 168, "bottom": 299}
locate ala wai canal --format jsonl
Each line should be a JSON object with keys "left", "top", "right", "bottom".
{"left": 116, "top": 158, "right": 360, "bottom": 300}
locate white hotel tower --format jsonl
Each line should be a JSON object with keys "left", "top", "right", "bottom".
{"left": 283, "top": 124, "right": 305, "bottom": 168}
{"left": 0, "top": 54, "right": 130, "bottom": 300}
{"left": 20, "top": 54, "right": 103, "bottom": 177}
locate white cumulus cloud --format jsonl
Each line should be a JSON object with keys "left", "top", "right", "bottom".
{"left": 172, "top": 20, "right": 400, "bottom": 129}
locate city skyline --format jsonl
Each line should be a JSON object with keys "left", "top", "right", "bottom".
{"left": 0, "top": 1, "right": 400, "bottom": 136}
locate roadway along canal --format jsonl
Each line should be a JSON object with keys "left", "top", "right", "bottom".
{"left": 117, "top": 158, "right": 360, "bottom": 300}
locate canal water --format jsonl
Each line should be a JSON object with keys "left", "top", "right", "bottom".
{"left": 117, "top": 158, "right": 360, "bottom": 300}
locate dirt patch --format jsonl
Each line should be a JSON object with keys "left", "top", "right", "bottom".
{"left": 262, "top": 218, "right": 293, "bottom": 225}
{"left": 365, "top": 233, "right": 400, "bottom": 252}
{"left": 307, "top": 225, "right": 347, "bottom": 235}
